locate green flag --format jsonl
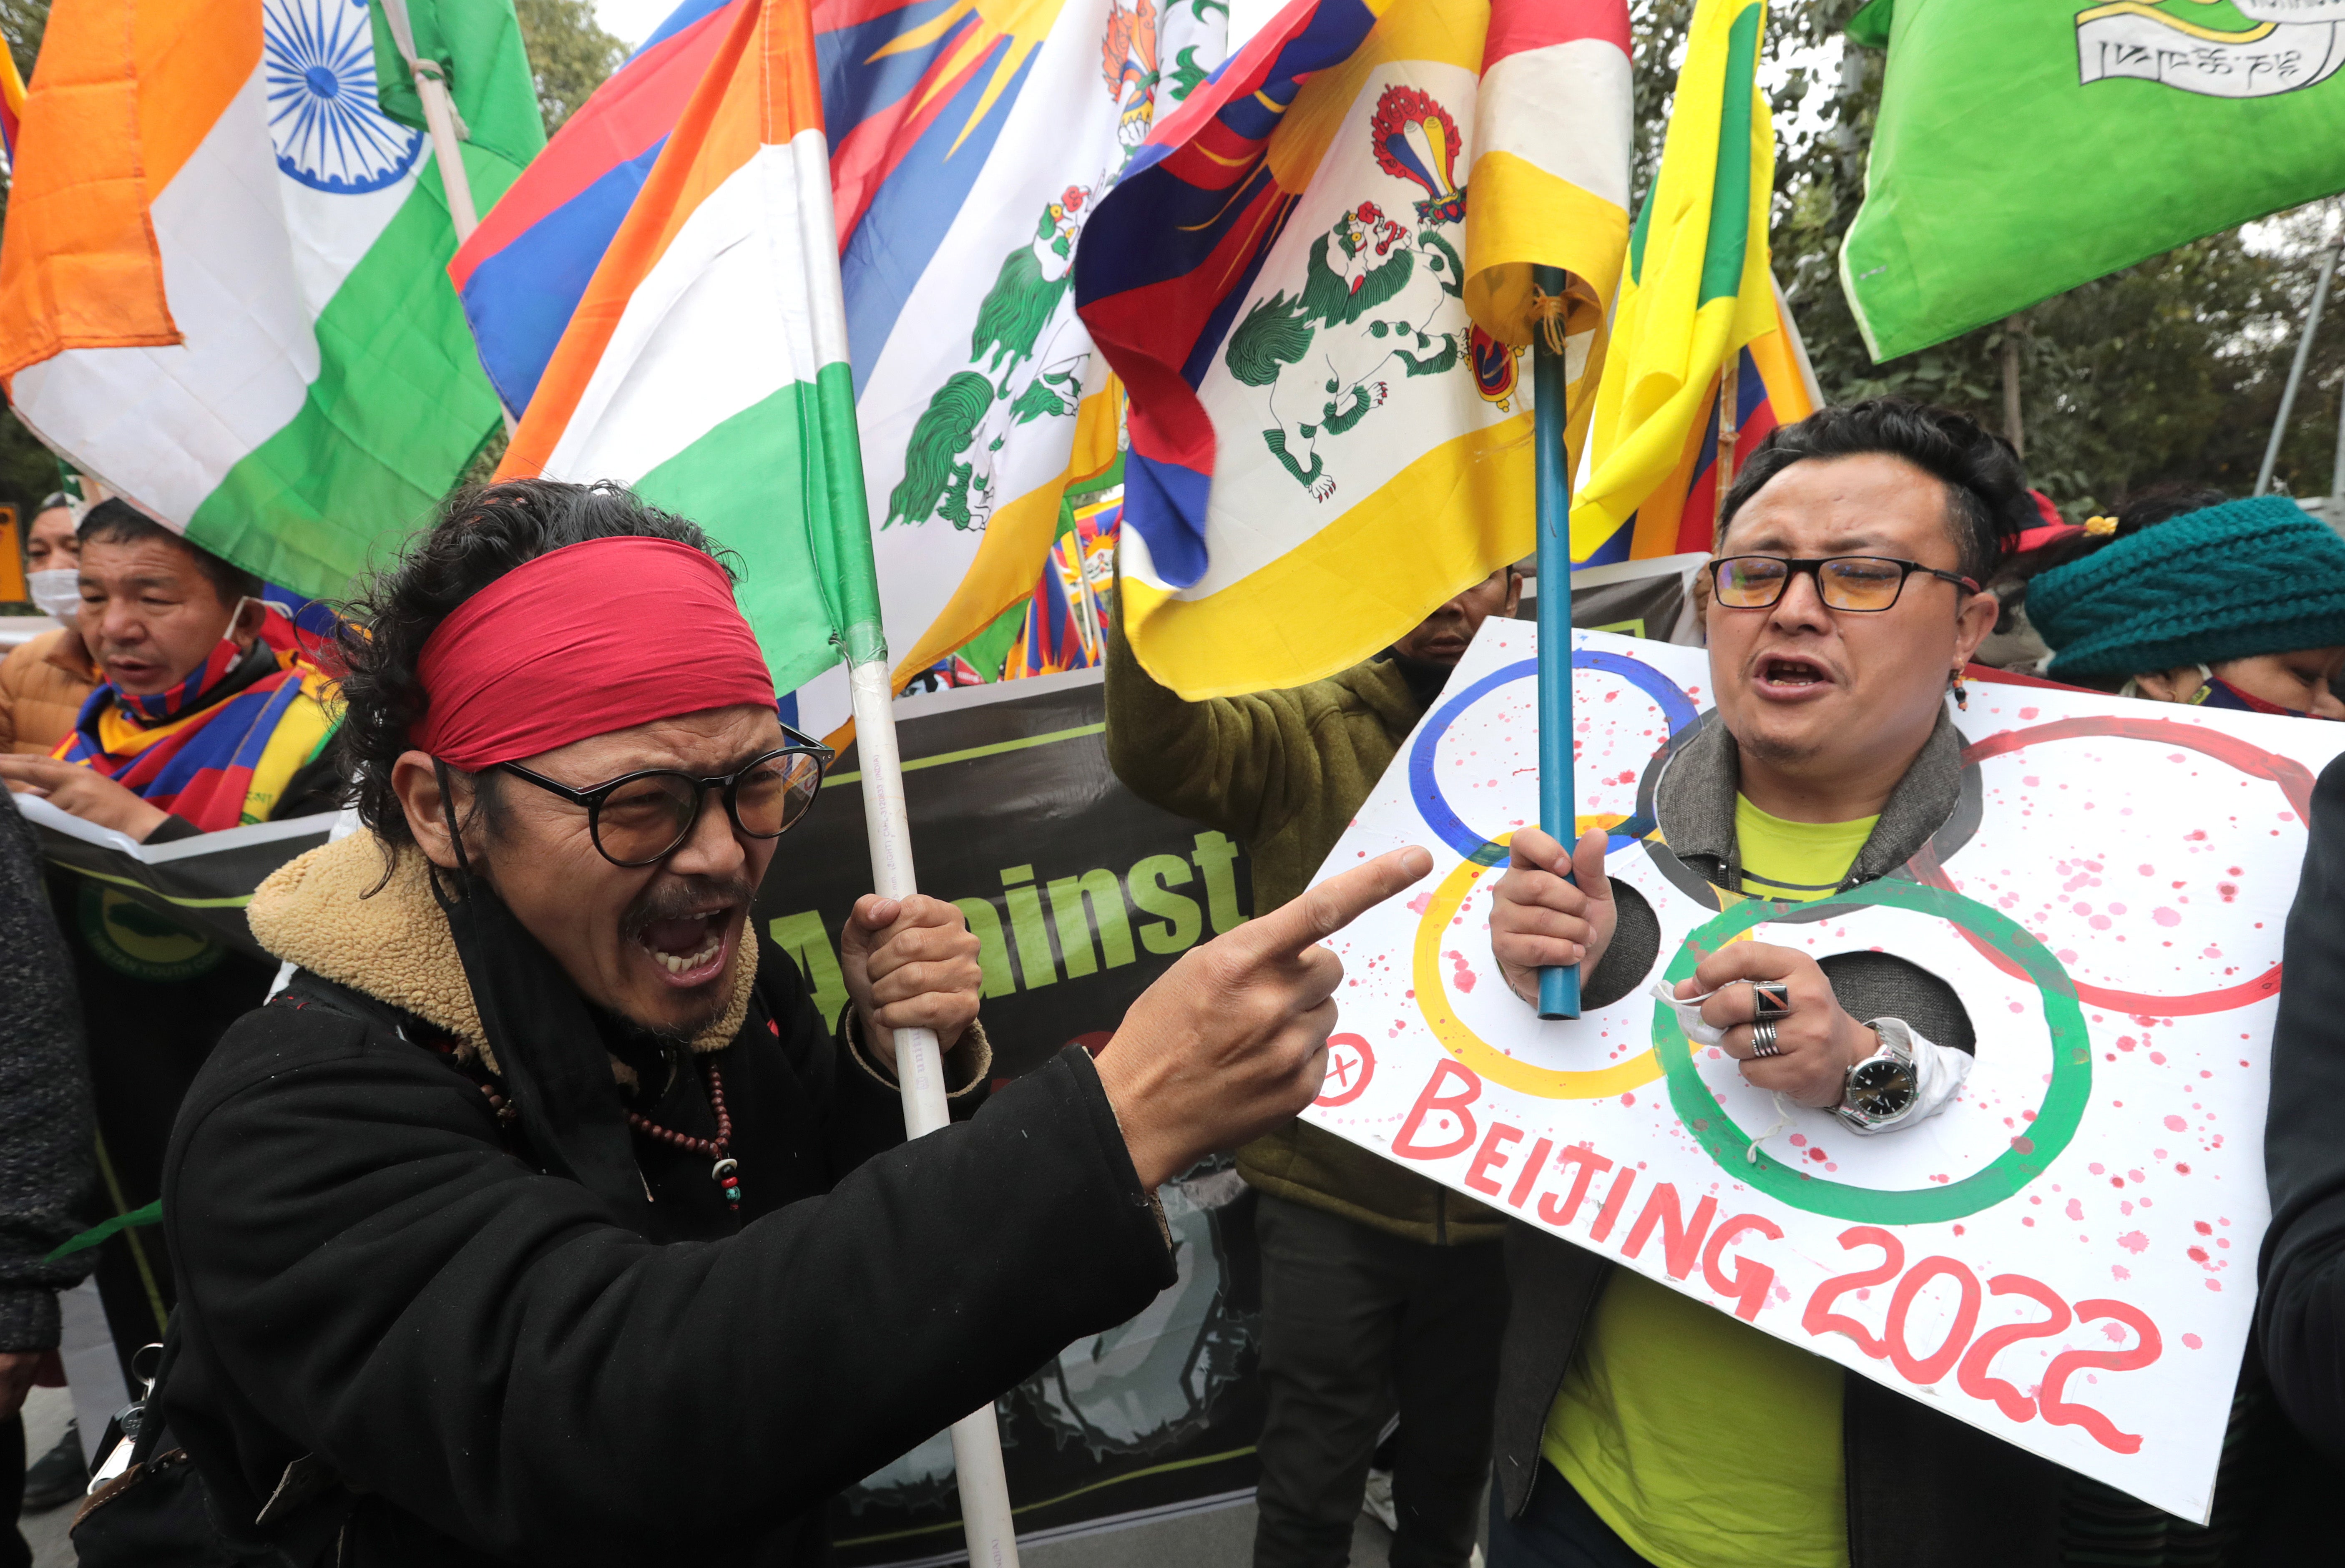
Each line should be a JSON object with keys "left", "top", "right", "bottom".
{"left": 1840, "top": 0, "right": 2345, "bottom": 361}
{"left": 369, "top": 0, "right": 547, "bottom": 171}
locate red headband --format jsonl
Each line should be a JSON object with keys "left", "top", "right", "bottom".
{"left": 412, "top": 537, "right": 776, "bottom": 770}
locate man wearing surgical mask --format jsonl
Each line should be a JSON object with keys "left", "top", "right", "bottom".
{"left": 0, "top": 500, "right": 340, "bottom": 839}
{"left": 0, "top": 495, "right": 100, "bottom": 756}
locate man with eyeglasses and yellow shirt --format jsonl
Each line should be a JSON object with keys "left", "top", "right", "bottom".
{"left": 1485, "top": 402, "right": 2068, "bottom": 1568}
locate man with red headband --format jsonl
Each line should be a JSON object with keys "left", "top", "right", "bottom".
{"left": 143, "top": 481, "right": 1428, "bottom": 1566}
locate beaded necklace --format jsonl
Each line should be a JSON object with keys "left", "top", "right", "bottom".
{"left": 626, "top": 1060, "right": 741, "bottom": 1208}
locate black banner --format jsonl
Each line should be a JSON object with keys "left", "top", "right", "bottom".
{"left": 762, "top": 672, "right": 1269, "bottom": 1561}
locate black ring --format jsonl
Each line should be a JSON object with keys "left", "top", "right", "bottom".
{"left": 1752, "top": 981, "right": 1792, "bottom": 1023}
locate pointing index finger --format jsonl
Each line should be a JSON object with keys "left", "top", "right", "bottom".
{"left": 1237, "top": 846, "right": 1434, "bottom": 960}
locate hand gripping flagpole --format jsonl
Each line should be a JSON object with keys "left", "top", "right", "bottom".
{"left": 843, "top": 657, "right": 1022, "bottom": 1568}
{"left": 1531, "top": 264, "right": 1581, "bottom": 1021}
{"left": 798, "top": 118, "right": 1023, "bottom": 1567}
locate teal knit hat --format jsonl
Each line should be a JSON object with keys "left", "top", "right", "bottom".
{"left": 2030, "top": 496, "right": 2345, "bottom": 679}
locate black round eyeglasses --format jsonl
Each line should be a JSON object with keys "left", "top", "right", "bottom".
{"left": 497, "top": 724, "right": 836, "bottom": 868}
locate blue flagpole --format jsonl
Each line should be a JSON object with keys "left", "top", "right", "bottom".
{"left": 1532, "top": 264, "right": 1581, "bottom": 1021}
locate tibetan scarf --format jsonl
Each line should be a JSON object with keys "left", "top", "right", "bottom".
{"left": 53, "top": 610, "right": 338, "bottom": 833}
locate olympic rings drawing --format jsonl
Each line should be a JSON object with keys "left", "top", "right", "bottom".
{"left": 1916, "top": 714, "right": 2317, "bottom": 1017}
{"left": 1656, "top": 880, "right": 2091, "bottom": 1223}
{"left": 1411, "top": 842, "right": 1663, "bottom": 1100}
{"left": 1408, "top": 651, "right": 1699, "bottom": 867}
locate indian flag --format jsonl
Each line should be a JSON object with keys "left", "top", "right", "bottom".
{"left": 0, "top": 0, "right": 539, "bottom": 599}
{"left": 499, "top": 0, "right": 875, "bottom": 692}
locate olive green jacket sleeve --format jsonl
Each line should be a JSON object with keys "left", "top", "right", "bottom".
{"left": 1103, "top": 615, "right": 1324, "bottom": 849}
{"left": 1103, "top": 611, "right": 1422, "bottom": 913}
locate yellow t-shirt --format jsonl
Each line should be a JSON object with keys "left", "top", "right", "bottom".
{"left": 1538, "top": 796, "right": 1878, "bottom": 1568}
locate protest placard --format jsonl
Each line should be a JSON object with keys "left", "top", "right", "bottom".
{"left": 1304, "top": 619, "right": 2345, "bottom": 1520}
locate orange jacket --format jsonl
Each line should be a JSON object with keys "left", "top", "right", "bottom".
{"left": 0, "top": 628, "right": 98, "bottom": 756}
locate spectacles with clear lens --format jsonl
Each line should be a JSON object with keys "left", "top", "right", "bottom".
{"left": 497, "top": 725, "right": 836, "bottom": 867}
{"left": 1709, "top": 555, "right": 1980, "bottom": 613}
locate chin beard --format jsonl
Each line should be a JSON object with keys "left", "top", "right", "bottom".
{"left": 1734, "top": 722, "right": 1825, "bottom": 769}
{"left": 619, "top": 981, "right": 729, "bottom": 1046}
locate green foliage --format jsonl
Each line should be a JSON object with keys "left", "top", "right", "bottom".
{"left": 515, "top": 0, "right": 626, "bottom": 135}
{"left": 1625, "top": 0, "right": 2336, "bottom": 517}
{"left": 0, "top": 0, "right": 44, "bottom": 80}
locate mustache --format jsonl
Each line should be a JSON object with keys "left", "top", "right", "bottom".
{"left": 620, "top": 873, "right": 757, "bottom": 941}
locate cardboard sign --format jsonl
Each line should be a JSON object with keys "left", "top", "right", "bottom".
{"left": 1304, "top": 621, "right": 2345, "bottom": 1520}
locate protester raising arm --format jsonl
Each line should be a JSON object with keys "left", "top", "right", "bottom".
{"left": 1103, "top": 569, "right": 1516, "bottom": 913}
{"left": 161, "top": 846, "right": 1428, "bottom": 1562}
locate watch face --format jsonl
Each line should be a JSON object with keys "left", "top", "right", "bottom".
{"left": 1848, "top": 1058, "right": 1918, "bottom": 1118}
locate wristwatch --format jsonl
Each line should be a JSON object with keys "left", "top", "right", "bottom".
{"left": 1834, "top": 1018, "right": 1920, "bottom": 1132}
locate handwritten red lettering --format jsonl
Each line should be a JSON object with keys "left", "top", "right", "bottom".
{"left": 1884, "top": 1257, "right": 1983, "bottom": 1386}
{"left": 1622, "top": 1183, "right": 1719, "bottom": 1281}
{"left": 1801, "top": 1226, "right": 1905, "bottom": 1359}
{"left": 1392, "top": 1059, "right": 1482, "bottom": 1160}
{"left": 1955, "top": 1276, "right": 2071, "bottom": 1422}
{"left": 2040, "top": 1300, "right": 2161, "bottom": 1455}
{"left": 1537, "top": 1145, "right": 1612, "bottom": 1227}
{"left": 1464, "top": 1123, "right": 1524, "bottom": 1197}
{"left": 1588, "top": 1167, "right": 1640, "bottom": 1243}
{"left": 1701, "top": 1214, "right": 1782, "bottom": 1322}
{"left": 1507, "top": 1137, "right": 1554, "bottom": 1209}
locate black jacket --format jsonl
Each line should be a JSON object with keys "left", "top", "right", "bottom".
{"left": 2263, "top": 751, "right": 2345, "bottom": 1462}
{"left": 160, "top": 839, "right": 1173, "bottom": 1567}
{"left": 0, "top": 788, "right": 96, "bottom": 1351}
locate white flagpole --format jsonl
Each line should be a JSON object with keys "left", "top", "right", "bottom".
{"left": 377, "top": 0, "right": 515, "bottom": 435}
{"left": 794, "top": 100, "right": 1024, "bottom": 1565}
{"left": 844, "top": 659, "right": 1023, "bottom": 1568}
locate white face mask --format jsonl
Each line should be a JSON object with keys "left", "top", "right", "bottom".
{"left": 27, "top": 568, "right": 80, "bottom": 624}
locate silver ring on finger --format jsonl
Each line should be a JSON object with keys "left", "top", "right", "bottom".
{"left": 1749, "top": 1020, "right": 1783, "bottom": 1058}
{"left": 1752, "top": 981, "right": 1792, "bottom": 1023}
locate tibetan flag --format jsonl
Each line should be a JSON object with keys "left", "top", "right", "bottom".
{"left": 0, "top": 43, "right": 24, "bottom": 166}
{"left": 1566, "top": 0, "right": 1772, "bottom": 566}
{"left": 1593, "top": 276, "right": 1820, "bottom": 563}
{"left": 802, "top": 0, "right": 1225, "bottom": 730}
{"left": 0, "top": 0, "right": 541, "bottom": 600}
{"left": 1075, "top": 0, "right": 1632, "bottom": 699}
{"left": 449, "top": 0, "right": 744, "bottom": 420}
{"left": 450, "top": 0, "right": 1226, "bottom": 732}
{"left": 499, "top": 0, "right": 875, "bottom": 692}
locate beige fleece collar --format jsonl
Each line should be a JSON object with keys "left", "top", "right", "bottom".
{"left": 245, "top": 831, "right": 757, "bottom": 1075}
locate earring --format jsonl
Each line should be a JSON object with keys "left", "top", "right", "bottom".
{"left": 1950, "top": 669, "right": 1969, "bottom": 712}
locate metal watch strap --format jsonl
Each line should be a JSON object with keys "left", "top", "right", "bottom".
{"left": 1834, "top": 1017, "right": 1919, "bottom": 1131}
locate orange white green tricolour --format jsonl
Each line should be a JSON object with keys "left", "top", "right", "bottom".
{"left": 499, "top": 0, "right": 880, "bottom": 692}
{"left": 0, "top": 0, "right": 538, "bottom": 598}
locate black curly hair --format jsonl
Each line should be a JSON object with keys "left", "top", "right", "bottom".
{"left": 334, "top": 479, "right": 737, "bottom": 853}
{"left": 1717, "top": 399, "right": 2035, "bottom": 587}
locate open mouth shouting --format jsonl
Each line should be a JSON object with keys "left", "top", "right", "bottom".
{"left": 626, "top": 878, "right": 752, "bottom": 989}
{"left": 1752, "top": 653, "right": 1837, "bottom": 702}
